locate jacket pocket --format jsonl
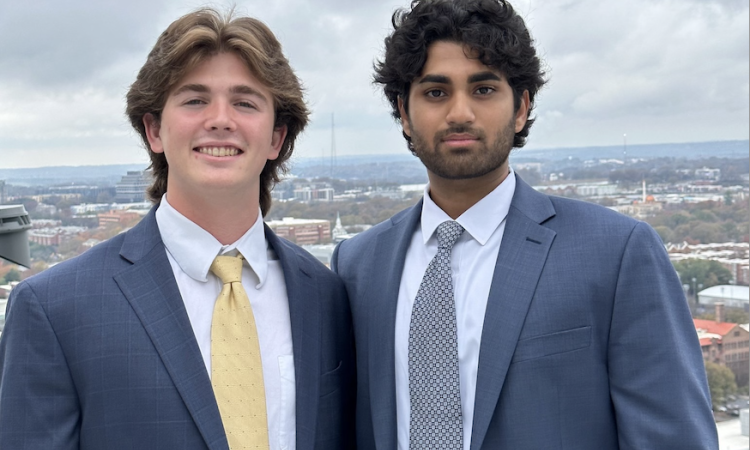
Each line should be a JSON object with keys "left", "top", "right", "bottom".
{"left": 320, "top": 360, "right": 344, "bottom": 399}
{"left": 511, "top": 326, "right": 591, "bottom": 363}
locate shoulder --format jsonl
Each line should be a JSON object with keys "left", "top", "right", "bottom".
{"left": 544, "top": 195, "right": 640, "bottom": 233}
{"left": 338, "top": 204, "right": 416, "bottom": 255}
{"left": 20, "top": 233, "right": 128, "bottom": 292}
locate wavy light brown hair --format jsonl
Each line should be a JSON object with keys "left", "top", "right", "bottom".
{"left": 126, "top": 8, "right": 309, "bottom": 215}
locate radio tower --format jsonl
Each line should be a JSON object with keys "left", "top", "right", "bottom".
{"left": 330, "top": 113, "right": 337, "bottom": 179}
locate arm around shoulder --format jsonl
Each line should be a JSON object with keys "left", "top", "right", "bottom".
{"left": 0, "top": 281, "right": 80, "bottom": 449}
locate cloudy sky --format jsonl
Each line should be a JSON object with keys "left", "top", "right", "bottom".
{"left": 0, "top": 0, "right": 747, "bottom": 169}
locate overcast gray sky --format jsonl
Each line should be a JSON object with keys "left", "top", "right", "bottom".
{"left": 0, "top": 0, "right": 747, "bottom": 169}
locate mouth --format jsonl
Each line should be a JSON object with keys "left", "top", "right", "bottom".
{"left": 194, "top": 146, "right": 243, "bottom": 157}
{"left": 441, "top": 134, "right": 480, "bottom": 147}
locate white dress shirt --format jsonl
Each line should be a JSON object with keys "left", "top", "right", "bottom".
{"left": 395, "top": 172, "right": 517, "bottom": 450}
{"left": 155, "top": 195, "right": 296, "bottom": 450}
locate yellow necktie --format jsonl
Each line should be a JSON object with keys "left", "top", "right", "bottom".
{"left": 210, "top": 254, "right": 269, "bottom": 449}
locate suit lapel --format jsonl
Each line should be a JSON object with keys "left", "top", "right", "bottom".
{"left": 114, "top": 209, "right": 228, "bottom": 450}
{"left": 470, "top": 178, "right": 556, "bottom": 450}
{"left": 368, "top": 203, "right": 422, "bottom": 450}
{"left": 265, "top": 227, "right": 319, "bottom": 450}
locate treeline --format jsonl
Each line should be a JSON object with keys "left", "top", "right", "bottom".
{"left": 546, "top": 156, "right": 749, "bottom": 187}
{"left": 645, "top": 199, "right": 749, "bottom": 244}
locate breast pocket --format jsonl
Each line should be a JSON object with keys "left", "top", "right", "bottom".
{"left": 511, "top": 326, "right": 591, "bottom": 364}
{"left": 278, "top": 355, "right": 296, "bottom": 450}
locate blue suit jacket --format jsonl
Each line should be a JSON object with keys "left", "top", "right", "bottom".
{"left": 332, "top": 176, "right": 717, "bottom": 450}
{"left": 0, "top": 207, "right": 355, "bottom": 449}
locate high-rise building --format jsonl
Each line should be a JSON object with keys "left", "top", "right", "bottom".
{"left": 0, "top": 180, "right": 6, "bottom": 204}
{"left": 115, "top": 170, "right": 152, "bottom": 203}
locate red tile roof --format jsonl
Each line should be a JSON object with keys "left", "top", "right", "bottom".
{"left": 693, "top": 319, "right": 738, "bottom": 336}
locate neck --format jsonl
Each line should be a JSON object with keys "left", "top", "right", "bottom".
{"left": 427, "top": 167, "right": 509, "bottom": 219}
{"left": 166, "top": 187, "right": 261, "bottom": 245}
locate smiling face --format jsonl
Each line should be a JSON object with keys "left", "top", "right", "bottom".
{"left": 399, "top": 41, "right": 529, "bottom": 184}
{"left": 144, "top": 52, "right": 286, "bottom": 212}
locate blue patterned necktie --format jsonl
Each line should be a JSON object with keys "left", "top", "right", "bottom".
{"left": 409, "top": 220, "right": 465, "bottom": 449}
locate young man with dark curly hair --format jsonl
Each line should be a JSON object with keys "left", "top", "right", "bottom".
{"left": 333, "top": 1, "right": 718, "bottom": 449}
{"left": 0, "top": 8, "right": 355, "bottom": 450}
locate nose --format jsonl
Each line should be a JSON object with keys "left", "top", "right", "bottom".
{"left": 445, "top": 92, "right": 475, "bottom": 125}
{"left": 204, "top": 100, "right": 236, "bottom": 131}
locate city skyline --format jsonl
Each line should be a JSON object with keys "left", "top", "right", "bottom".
{"left": 1, "top": 0, "right": 748, "bottom": 169}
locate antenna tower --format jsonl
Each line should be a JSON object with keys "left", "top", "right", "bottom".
{"left": 330, "top": 113, "right": 337, "bottom": 179}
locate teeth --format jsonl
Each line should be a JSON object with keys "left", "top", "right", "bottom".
{"left": 197, "top": 147, "right": 240, "bottom": 157}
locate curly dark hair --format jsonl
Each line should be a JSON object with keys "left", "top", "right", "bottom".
{"left": 126, "top": 8, "right": 309, "bottom": 216}
{"left": 374, "top": 0, "right": 546, "bottom": 149}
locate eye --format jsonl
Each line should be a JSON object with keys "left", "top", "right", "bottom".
{"left": 425, "top": 89, "right": 445, "bottom": 99}
{"left": 184, "top": 98, "right": 205, "bottom": 105}
{"left": 475, "top": 86, "right": 495, "bottom": 95}
{"left": 236, "top": 100, "right": 257, "bottom": 109}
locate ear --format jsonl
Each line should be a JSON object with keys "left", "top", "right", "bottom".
{"left": 143, "top": 113, "right": 164, "bottom": 154}
{"left": 397, "top": 96, "right": 412, "bottom": 138}
{"left": 268, "top": 124, "right": 288, "bottom": 161}
{"left": 514, "top": 90, "right": 530, "bottom": 133}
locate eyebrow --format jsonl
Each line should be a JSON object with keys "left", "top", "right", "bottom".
{"left": 416, "top": 71, "right": 503, "bottom": 85}
{"left": 468, "top": 72, "right": 502, "bottom": 84}
{"left": 230, "top": 85, "right": 269, "bottom": 103}
{"left": 416, "top": 74, "right": 450, "bottom": 85}
{"left": 171, "top": 83, "right": 269, "bottom": 103}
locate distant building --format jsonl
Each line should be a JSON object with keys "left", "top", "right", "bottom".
{"left": 332, "top": 212, "right": 346, "bottom": 241}
{"left": 695, "top": 304, "right": 750, "bottom": 386}
{"left": 575, "top": 183, "right": 618, "bottom": 197}
{"left": 27, "top": 230, "right": 62, "bottom": 246}
{"left": 97, "top": 210, "right": 142, "bottom": 227}
{"left": 116, "top": 170, "right": 152, "bottom": 203}
{"left": 265, "top": 217, "right": 331, "bottom": 245}
{"left": 513, "top": 162, "right": 542, "bottom": 172}
{"left": 331, "top": 212, "right": 357, "bottom": 243}
{"left": 610, "top": 198, "right": 663, "bottom": 219}
{"left": 695, "top": 167, "right": 721, "bottom": 181}
{"left": 27, "top": 226, "right": 87, "bottom": 247}
{"left": 70, "top": 203, "right": 113, "bottom": 215}
{"left": 0, "top": 180, "right": 5, "bottom": 204}
{"left": 293, "top": 186, "right": 334, "bottom": 202}
{"left": 697, "top": 285, "right": 750, "bottom": 310}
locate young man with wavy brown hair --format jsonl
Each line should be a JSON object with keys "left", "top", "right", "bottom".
{"left": 0, "top": 8, "right": 354, "bottom": 450}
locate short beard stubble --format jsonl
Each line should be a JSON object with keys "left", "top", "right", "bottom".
{"left": 409, "top": 116, "right": 516, "bottom": 180}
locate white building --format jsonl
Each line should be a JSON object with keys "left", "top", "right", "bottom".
{"left": 697, "top": 285, "right": 750, "bottom": 309}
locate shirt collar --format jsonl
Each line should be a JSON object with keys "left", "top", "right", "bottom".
{"left": 155, "top": 194, "right": 270, "bottom": 287}
{"left": 421, "top": 170, "right": 516, "bottom": 246}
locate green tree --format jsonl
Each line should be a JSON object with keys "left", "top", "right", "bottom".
{"left": 723, "top": 191, "right": 733, "bottom": 206}
{"left": 29, "top": 242, "right": 55, "bottom": 262}
{"left": 705, "top": 361, "right": 737, "bottom": 408}
{"left": 653, "top": 226, "right": 675, "bottom": 244}
{"left": 4, "top": 268, "right": 21, "bottom": 283}
{"left": 673, "top": 259, "right": 733, "bottom": 294}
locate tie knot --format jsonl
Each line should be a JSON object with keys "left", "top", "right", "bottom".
{"left": 210, "top": 254, "right": 243, "bottom": 284}
{"left": 436, "top": 220, "right": 464, "bottom": 250}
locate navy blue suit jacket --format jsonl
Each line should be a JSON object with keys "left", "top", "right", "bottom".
{"left": 332, "top": 176, "right": 717, "bottom": 450}
{"left": 0, "top": 207, "right": 355, "bottom": 449}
